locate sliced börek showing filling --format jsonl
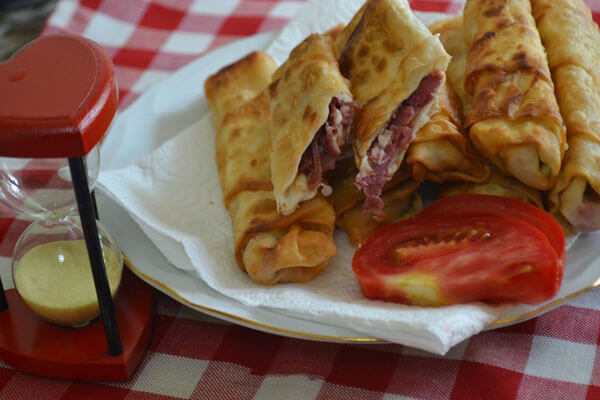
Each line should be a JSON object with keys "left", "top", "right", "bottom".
{"left": 270, "top": 33, "right": 358, "bottom": 215}
{"left": 339, "top": 0, "right": 450, "bottom": 219}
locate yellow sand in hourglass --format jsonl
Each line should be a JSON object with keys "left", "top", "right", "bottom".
{"left": 13, "top": 240, "right": 123, "bottom": 327}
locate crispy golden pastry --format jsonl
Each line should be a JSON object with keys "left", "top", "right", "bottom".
{"left": 228, "top": 188, "right": 336, "bottom": 284}
{"left": 324, "top": 24, "right": 345, "bottom": 48}
{"left": 428, "top": 15, "right": 472, "bottom": 115}
{"left": 440, "top": 166, "right": 544, "bottom": 208}
{"left": 269, "top": 34, "right": 357, "bottom": 215}
{"left": 332, "top": 2, "right": 367, "bottom": 58}
{"left": 404, "top": 16, "right": 489, "bottom": 184}
{"left": 339, "top": 0, "right": 450, "bottom": 218}
{"left": 432, "top": 19, "right": 549, "bottom": 216}
{"left": 205, "top": 51, "right": 277, "bottom": 129}
{"left": 532, "top": 0, "right": 600, "bottom": 232}
{"left": 205, "top": 52, "right": 337, "bottom": 285}
{"left": 463, "top": 0, "right": 566, "bottom": 191}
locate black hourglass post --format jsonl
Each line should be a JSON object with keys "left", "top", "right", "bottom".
{"left": 68, "top": 157, "right": 122, "bottom": 357}
{"left": 0, "top": 277, "right": 7, "bottom": 312}
{"left": 91, "top": 190, "right": 99, "bottom": 220}
{"left": 83, "top": 157, "right": 100, "bottom": 221}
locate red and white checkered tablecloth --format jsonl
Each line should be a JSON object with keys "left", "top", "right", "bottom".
{"left": 1, "top": 0, "right": 600, "bottom": 399}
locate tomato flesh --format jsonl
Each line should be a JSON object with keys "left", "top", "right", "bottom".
{"left": 419, "top": 194, "right": 566, "bottom": 271}
{"left": 352, "top": 215, "right": 561, "bottom": 306}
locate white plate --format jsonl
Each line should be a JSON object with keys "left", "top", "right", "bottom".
{"left": 98, "top": 31, "right": 600, "bottom": 343}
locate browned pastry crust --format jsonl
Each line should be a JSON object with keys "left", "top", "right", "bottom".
{"left": 205, "top": 51, "right": 277, "bottom": 129}
{"left": 463, "top": 0, "right": 566, "bottom": 191}
{"left": 533, "top": 0, "right": 600, "bottom": 232}
{"left": 407, "top": 78, "right": 489, "bottom": 184}
{"left": 338, "top": 0, "right": 449, "bottom": 215}
{"left": 205, "top": 52, "right": 337, "bottom": 284}
{"left": 269, "top": 33, "right": 355, "bottom": 215}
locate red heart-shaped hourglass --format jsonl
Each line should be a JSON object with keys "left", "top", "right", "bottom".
{"left": 0, "top": 34, "right": 154, "bottom": 381}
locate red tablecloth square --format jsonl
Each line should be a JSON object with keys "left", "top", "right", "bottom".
{"left": 450, "top": 362, "right": 523, "bottom": 400}
{"left": 138, "top": 3, "right": 187, "bottom": 31}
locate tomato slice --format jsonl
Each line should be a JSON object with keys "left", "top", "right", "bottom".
{"left": 352, "top": 215, "right": 562, "bottom": 306}
{"left": 419, "top": 194, "right": 566, "bottom": 270}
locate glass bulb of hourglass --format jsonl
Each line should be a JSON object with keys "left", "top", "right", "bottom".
{"left": 0, "top": 145, "right": 100, "bottom": 218}
{"left": 11, "top": 215, "right": 123, "bottom": 327}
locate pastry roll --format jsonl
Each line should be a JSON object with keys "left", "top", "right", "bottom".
{"left": 463, "top": 0, "right": 566, "bottom": 190}
{"left": 205, "top": 52, "right": 337, "bottom": 284}
{"left": 432, "top": 17, "right": 546, "bottom": 213}
{"left": 269, "top": 34, "right": 358, "bottom": 215}
{"left": 339, "top": 0, "right": 450, "bottom": 217}
{"left": 404, "top": 16, "right": 489, "bottom": 184}
{"left": 532, "top": 0, "right": 600, "bottom": 231}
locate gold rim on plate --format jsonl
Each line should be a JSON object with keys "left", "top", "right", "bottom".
{"left": 124, "top": 254, "right": 600, "bottom": 342}
{"left": 124, "top": 254, "right": 382, "bottom": 342}
{"left": 490, "top": 276, "right": 600, "bottom": 326}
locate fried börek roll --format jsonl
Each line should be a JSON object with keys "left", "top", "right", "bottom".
{"left": 463, "top": 0, "right": 566, "bottom": 191}
{"left": 339, "top": 0, "right": 450, "bottom": 218}
{"left": 269, "top": 34, "right": 358, "bottom": 215}
{"left": 205, "top": 52, "right": 337, "bottom": 285}
{"left": 532, "top": 0, "right": 600, "bottom": 232}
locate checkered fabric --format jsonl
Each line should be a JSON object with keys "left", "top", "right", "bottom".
{"left": 1, "top": 0, "right": 600, "bottom": 399}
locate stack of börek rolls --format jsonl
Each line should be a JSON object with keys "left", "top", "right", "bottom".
{"left": 205, "top": 52, "right": 337, "bottom": 285}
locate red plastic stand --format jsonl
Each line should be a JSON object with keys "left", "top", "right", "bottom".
{"left": 0, "top": 267, "right": 153, "bottom": 381}
{"left": 0, "top": 34, "right": 155, "bottom": 380}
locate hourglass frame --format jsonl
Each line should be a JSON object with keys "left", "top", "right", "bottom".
{"left": 0, "top": 34, "right": 153, "bottom": 381}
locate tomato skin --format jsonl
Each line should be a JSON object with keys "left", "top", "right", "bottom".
{"left": 352, "top": 215, "right": 561, "bottom": 306}
{"left": 419, "top": 194, "right": 566, "bottom": 271}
